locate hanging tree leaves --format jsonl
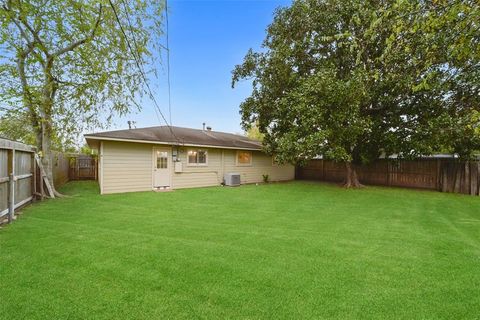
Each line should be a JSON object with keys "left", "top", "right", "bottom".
{"left": 0, "top": 0, "right": 164, "bottom": 194}
{"left": 232, "top": 0, "right": 480, "bottom": 187}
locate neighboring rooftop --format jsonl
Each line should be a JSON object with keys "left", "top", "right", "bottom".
{"left": 85, "top": 126, "right": 263, "bottom": 151}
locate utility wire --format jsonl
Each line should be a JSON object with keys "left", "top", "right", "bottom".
{"left": 108, "top": 0, "right": 181, "bottom": 144}
{"left": 118, "top": 0, "right": 163, "bottom": 126}
{"left": 165, "top": 0, "right": 172, "bottom": 125}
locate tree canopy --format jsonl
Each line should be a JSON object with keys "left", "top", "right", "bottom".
{"left": 245, "top": 121, "right": 264, "bottom": 141}
{"left": 232, "top": 0, "right": 480, "bottom": 187}
{"left": 0, "top": 0, "right": 164, "bottom": 192}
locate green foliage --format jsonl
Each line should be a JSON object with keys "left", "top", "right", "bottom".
{"left": 80, "top": 143, "right": 98, "bottom": 156}
{"left": 262, "top": 174, "right": 269, "bottom": 183}
{"left": 0, "top": 109, "right": 36, "bottom": 145}
{"left": 0, "top": 0, "right": 164, "bottom": 148}
{"left": 232, "top": 0, "right": 480, "bottom": 165}
{"left": 245, "top": 121, "right": 265, "bottom": 141}
{"left": 0, "top": 109, "right": 76, "bottom": 150}
{"left": 380, "top": 0, "right": 480, "bottom": 159}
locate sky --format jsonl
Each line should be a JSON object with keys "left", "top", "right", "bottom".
{"left": 106, "top": 0, "right": 291, "bottom": 135}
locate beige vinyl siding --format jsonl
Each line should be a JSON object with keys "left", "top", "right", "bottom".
{"left": 100, "top": 141, "right": 295, "bottom": 194}
{"left": 102, "top": 141, "right": 154, "bottom": 194}
{"left": 172, "top": 148, "right": 222, "bottom": 189}
{"left": 223, "top": 150, "right": 294, "bottom": 184}
{"left": 172, "top": 148, "right": 294, "bottom": 189}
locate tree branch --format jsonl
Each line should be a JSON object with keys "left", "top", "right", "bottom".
{"left": 18, "top": 15, "right": 48, "bottom": 55}
{"left": 53, "top": 4, "right": 103, "bottom": 57}
{"left": 2, "top": 2, "right": 47, "bottom": 65}
{"left": 16, "top": 46, "right": 41, "bottom": 133}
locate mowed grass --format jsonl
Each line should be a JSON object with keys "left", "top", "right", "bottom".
{"left": 1, "top": 181, "right": 479, "bottom": 319}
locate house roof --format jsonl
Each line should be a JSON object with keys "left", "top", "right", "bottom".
{"left": 84, "top": 126, "right": 263, "bottom": 151}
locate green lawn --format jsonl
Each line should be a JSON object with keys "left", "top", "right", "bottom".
{"left": 1, "top": 181, "right": 479, "bottom": 319}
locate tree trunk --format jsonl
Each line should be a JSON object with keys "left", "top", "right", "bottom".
{"left": 41, "top": 120, "right": 54, "bottom": 189}
{"left": 38, "top": 57, "right": 63, "bottom": 197}
{"left": 343, "top": 162, "right": 364, "bottom": 188}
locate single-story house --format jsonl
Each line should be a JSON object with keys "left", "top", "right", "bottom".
{"left": 85, "top": 126, "right": 295, "bottom": 194}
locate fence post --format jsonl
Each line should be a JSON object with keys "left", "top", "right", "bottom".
{"left": 8, "top": 173, "right": 14, "bottom": 223}
{"left": 472, "top": 161, "right": 479, "bottom": 196}
{"left": 464, "top": 161, "right": 470, "bottom": 194}
{"left": 7, "top": 148, "right": 15, "bottom": 223}
{"left": 321, "top": 159, "right": 325, "bottom": 180}
{"left": 478, "top": 162, "right": 480, "bottom": 196}
{"left": 436, "top": 159, "right": 441, "bottom": 191}
{"left": 95, "top": 158, "right": 98, "bottom": 181}
{"left": 441, "top": 162, "right": 448, "bottom": 193}
{"left": 386, "top": 161, "right": 391, "bottom": 186}
{"left": 32, "top": 153, "right": 37, "bottom": 201}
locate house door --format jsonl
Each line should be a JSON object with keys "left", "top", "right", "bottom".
{"left": 153, "top": 148, "right": 171, "bottom": 188}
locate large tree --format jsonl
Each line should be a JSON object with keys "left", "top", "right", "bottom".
{"left": 0, "top": 0, "right": 164, "bottom": 194}
{"left": 232, "top": 0, "right": 480, "bottom": 187}
{"left": 383, "top": 0, "right": 480, "bottom": 158}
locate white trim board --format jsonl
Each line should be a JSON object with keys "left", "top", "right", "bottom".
{"left": 99, "top": 141, "right": 104, "bottom": 195}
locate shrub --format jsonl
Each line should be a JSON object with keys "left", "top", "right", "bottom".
{"left": 262, "top": 174, "right": 269, "bottom": 183}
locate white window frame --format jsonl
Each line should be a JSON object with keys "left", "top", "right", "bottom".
{"left": 155, "top": 150, "right": 169, "bottom": 169}
{"left": 187, "top": 149, "right": 208, "bottom": 166}
{"left": 236, "top": 151, "right": 253, "bottom": 166}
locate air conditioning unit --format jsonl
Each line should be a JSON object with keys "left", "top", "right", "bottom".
{"left": 224, "top": 173, "right": 241, "bottom": 186}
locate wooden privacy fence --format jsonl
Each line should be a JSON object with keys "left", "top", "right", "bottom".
{"left": 296, "top": 158, "right": 480, "bottom": 195}
{"left": 0, "top": 138, "right": 82, "bottom": 224}
{"left": 52, "top": 151, "right": 70, "bottom": 187}
{"left": 0, "top": 137, "right": 99, "bottom": 223}
{"left": 69, "top": 155, "right": 98, "bottom": 180}
{"left": 0, "top": 139, "right": 36, "bottom": 222}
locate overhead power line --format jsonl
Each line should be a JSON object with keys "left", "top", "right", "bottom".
{"left": 108, "top": 0, "right": 181, "bottom": 144}
{"left": 165, "top": 0, "right": 172, "bottom": 126}
{"left": 117, "top": 0, "right": 162, "bottom": 125}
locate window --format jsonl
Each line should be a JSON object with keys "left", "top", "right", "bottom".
{"left": 187, "top": 149, "right": 208, "bottom": 165}
{"left": 156, "top": 151, "right": 168, "bottom": 169}
{"left": 236, "top": 151, "right": 252, "bottom": 166}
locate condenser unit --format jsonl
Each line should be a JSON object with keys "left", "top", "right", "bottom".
{"left": 224, "top": 173, "right": 241, "bottom": 186}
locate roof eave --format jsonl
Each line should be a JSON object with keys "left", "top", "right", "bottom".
{"left": 84, "top": 135, "right": 263, "bottom": 151}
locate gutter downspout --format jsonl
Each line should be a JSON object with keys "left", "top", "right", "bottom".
{"left": 99, "top": 141, "right": 104, "bottom": 194}
{"left": 221, "top": 150, "right": 225, "bottom": 184}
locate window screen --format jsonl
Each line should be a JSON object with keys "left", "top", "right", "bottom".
{"left": 188, "top": 150, "right": 208, "bottom": 165}
{"left": 237, "top": 151, "right": 252, "bottom": 165}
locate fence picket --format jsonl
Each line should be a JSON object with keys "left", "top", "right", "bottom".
{"left": 297, "top": 158, "right": 480, "bottom": 196}
{"left": 1, "top": 138, "right": 77, "bottom": 223}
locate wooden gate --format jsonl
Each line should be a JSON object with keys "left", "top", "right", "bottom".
{"left": 69, "top": 156, "right": 98, "bottom": 180}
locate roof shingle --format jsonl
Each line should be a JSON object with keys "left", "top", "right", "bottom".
{"left": 85, "top": 126, "right": 263, "bottom": 150}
